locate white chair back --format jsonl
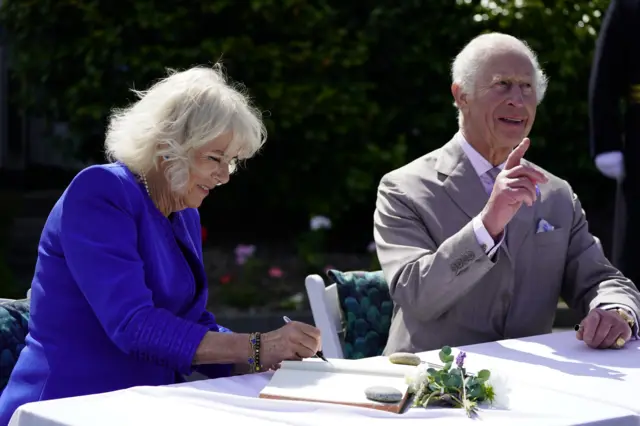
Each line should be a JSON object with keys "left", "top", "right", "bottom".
{"left": 304, "top": 274, "right": 344, "bottom": 359}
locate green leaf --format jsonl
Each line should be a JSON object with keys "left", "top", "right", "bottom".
{"left": 444, "top": 373, "right": 462, "bottom": 389}
{"left": 439, "top": 348, "right": 453, "bottom": 363}
{"left": 468, "top": 385, "right": 486, "bottom": 401}
{"left": 466, "top": 376, "right": 478, "bottom": 388}
{"left": 433, "top": 373, "right": 444, "bottom": 386}
{"left": 477, "top": 369, "right": 491, "bottom": 382}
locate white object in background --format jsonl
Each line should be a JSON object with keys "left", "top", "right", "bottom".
{"left": 595, "top": 151, "right": 624, "bottom": 181}
{"left": 304, "top": 274, "right": 344, "bottom": 359}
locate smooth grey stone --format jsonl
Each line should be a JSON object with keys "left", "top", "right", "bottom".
{"left": 365, "top": 385, "right": 403, "bottom": 403}
{"left": 388, "top": 352, "right": 421, "bottom": 366}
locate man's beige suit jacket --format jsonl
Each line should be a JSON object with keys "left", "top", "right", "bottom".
{"left": 374, "top": 136, "right": 640, "bottom": 354}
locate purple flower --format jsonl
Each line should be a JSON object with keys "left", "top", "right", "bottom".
{"left": 234, "top": 244, "right": 256, "bottom": 265}
{"left": 456, "top": 351, "right": 466, "bottom": 368}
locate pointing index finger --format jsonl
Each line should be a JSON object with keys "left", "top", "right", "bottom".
{"left": 504, "top": 138, "right": 530, "bottom": 170}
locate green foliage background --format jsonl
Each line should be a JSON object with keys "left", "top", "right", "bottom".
{"left": 0, "top": 0, "right": 614, "bottom": 249}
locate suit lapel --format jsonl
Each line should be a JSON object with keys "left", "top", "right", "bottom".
{"left": 505, "top": 159, "right": 537, "bottom": 256}
{"left": 435, "top": 138, "right": 489, "bottom": 220}
{"left": 506, "top": 203, "right": 535, "bottom": 256}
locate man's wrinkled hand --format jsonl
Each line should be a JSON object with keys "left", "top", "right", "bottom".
{"left": 576, "top": 308, "right": 631, "bottom": 349}
{"left": 480, "top": 138, "right": 548, "bottom": 239}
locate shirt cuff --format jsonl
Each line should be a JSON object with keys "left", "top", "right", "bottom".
{"left": 472, "top": 215, "right": 504, "bottom": 258}
{"left": 599, "top": 304, "right": 639, "bottom": 340}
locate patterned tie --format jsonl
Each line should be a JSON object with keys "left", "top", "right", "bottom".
{"left": 486, "top": 167, "right": 501, "bottom": 195}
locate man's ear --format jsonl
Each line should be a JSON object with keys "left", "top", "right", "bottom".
{"left": 451, "top": 83, "right": 468, "bottom": 109}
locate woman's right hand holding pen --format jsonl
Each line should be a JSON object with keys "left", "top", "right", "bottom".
{"left": 261, "top": 321, "right": 322, "bottom": 367}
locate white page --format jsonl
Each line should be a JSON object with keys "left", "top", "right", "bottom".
{"left": 260, "top": 358, "right": 414, "bottom": 407}
{"left": 277, "top": 357, "right": 417, "bottom": 377}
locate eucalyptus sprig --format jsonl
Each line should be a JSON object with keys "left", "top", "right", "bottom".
{"left": 407, "top": 346, "right": 498, "bottom": 418}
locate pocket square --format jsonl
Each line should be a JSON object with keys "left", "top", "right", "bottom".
{"left": 536, "top": 218, "right": 555, "bottom": 234}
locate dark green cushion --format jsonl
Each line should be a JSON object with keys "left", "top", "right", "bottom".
{"left": 326, "top": 269, "right": 392, "bottom": 359}
{"left": 0, "top": 299, "right": 30, "bottom": 392}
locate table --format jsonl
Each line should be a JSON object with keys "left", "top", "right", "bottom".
{"left": 416, "top": 331, "right": 640, "bottom": 415}
{"left": 9, "top": 332, "right": 640, "bottom": 426}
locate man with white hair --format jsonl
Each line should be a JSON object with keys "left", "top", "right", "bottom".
{"left": 374, "top": 33, "right": 640, "bottom": 354}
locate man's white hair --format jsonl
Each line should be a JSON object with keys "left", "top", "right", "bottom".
{"left": 451, "top": 33, "right": 549, "bottom": 124}
{"left": 105, "top": 63, "right": 267, "bottom": 193}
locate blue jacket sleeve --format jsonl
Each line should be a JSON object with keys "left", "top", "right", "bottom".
{"left": 59, "top": 167, "right": 210, "bottom": 375}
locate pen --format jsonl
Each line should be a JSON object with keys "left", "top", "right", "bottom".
{"left": 283, "top": 315, "right": 329, "bottom": 362}
{"left": 574, "top": 324, "right": 582, "bottom": 331}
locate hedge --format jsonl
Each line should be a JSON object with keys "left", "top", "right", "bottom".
{"left": 0, "top": 0, "right": 613, "bottom": 248}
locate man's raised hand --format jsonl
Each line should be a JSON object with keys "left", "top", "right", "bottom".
{"left": 480, "top": 138, "right": 548, "bottom": 240}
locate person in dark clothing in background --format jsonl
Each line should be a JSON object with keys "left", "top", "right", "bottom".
{"left": 589, "top": 0, "right": 640, "bottom": 285}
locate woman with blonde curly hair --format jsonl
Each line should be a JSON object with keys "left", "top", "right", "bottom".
{"left": 0, "top": 64, "right": 321, "bottom": 424}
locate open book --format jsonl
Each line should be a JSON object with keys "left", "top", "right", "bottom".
{"left": 258, "top": 358, "right": 418, "bottom": 413}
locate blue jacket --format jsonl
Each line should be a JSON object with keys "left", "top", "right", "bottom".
{"left": 0, "top": 163, "right": 232, "bottom": 424}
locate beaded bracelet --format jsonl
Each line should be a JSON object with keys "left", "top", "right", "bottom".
{"left": 248, "top": 332, "right": 262, "bottom": 373}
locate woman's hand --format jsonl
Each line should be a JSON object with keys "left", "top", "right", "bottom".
{"left": 260, "top": 321, "right": 322, "bottom": 367}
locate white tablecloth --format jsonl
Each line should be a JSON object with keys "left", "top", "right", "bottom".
{"left": 9, "top": 332, "right": 640, "bottom": 426}
{"left": 416, "top": 331, "right": 640, "bottom": 415}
